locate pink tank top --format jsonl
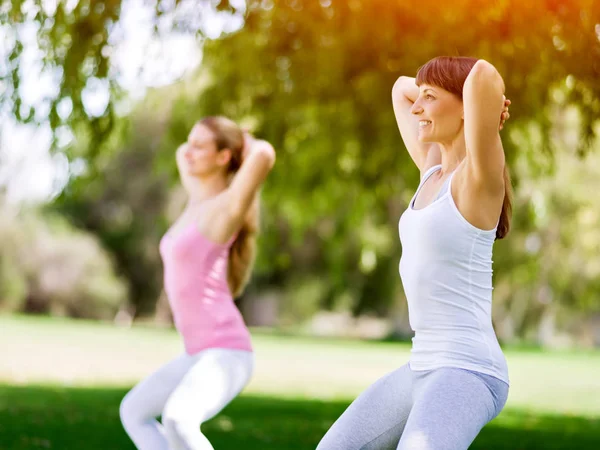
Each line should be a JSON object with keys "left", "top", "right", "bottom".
{"left": 159, "top": 223, "right": 253, "bottom": 354}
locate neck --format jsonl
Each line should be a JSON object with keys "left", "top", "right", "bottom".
{"left": 436, "top": 130, "right": 467, "bottom": 174}
{"left": 184, "top": 171, "right": 230, "bottom": 205}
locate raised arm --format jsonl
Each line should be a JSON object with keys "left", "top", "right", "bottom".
{"left": 463, "top": 60, "right": 506, "bottom": 191}
{"left": 392, "top": 76, "right": 441, "bottom": 176}
{"left": 222, "top": 135, "right": 275, "bottom": 225}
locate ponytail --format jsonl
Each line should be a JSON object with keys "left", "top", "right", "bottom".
{"left": 227, "top": 198, "right": 259, "bottom": 297}
{"left": 496, "top": 164, "right": 513, "bottom": 240}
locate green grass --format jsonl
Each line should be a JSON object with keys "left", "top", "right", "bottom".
{"left": 1, "top": 385, "right": 599, "bottom": 449}
{"left": 1, "top": 315, "right": 600, "bottom": 449}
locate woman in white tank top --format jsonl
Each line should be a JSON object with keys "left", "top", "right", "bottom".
{"left": 317, "top": 57, "right": 513, "bottom": 450}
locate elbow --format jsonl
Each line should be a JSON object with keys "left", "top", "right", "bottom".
{"left": 466, "top": 60, "right": 504, "bottom": 96}
{"left": 265, "top": 146, "right": 276, "bottom": 169}
{"left": 473, "top": 59, "right": 495, "bottom": 74}
{"left": 256, "top": 141, "right": 276, "bottom": 170}
{"left": 392, "top": 76, "right": 411, "bottom": 100}
{"left": 393, "top": 76, "right": 416, "bottom": 96}
{"left": 471, "top": 60, "right": 499, "bottom": 79}
{"left": 392, "top": 76, "right": 421, "bottom": 105}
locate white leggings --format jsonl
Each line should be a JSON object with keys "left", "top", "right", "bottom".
{"left": 120, "top": 348, "right": 254, "bottom": 450}
{"left": 317, "top": 364, "right": 508, "bottom": 450}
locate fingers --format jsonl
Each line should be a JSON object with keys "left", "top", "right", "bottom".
{"left": 499, "top": 107, "right": 510, "bottom": 131}
{"left": 500, "top": 96, "right": 510, "bottom": 129}
{"left": 503, "top": 99, "right": 511, "bottom": 121}
{"left": 499, "top": 113, "right": 510, "bottom": 130}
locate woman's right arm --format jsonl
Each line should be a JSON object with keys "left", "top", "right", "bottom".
{"left": 391, "top": 76, "right": 440, "bottom": 176}
{"left": 222, "top": 136, "right": 275, "bottom": 226}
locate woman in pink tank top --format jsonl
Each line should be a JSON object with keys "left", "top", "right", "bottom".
{"left": 120, "top": 116, "right": 276, "bottom": 449}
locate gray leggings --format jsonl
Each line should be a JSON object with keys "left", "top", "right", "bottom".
{"left": 316, "top": 364, "right": 508, "bottom": 450}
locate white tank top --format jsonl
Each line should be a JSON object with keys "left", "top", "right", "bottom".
{"left": 399, "top": 164, "right": 509, "bottom": 384}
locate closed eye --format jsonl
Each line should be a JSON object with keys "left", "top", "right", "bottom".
{"left": 188, "top": 140, "right": 203, "bottom": 150}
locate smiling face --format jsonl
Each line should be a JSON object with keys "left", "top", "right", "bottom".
{"left": 177, "top": 123, "right": 231, "bottom": 179}
{"left": 183, "top": 124, "right": 226, "bottom": 177}
{"left": 412, "top": 56, "right": 478, "bottom": 144}
{"left": 410, "top": 83, "right": 464, "bottom": 144}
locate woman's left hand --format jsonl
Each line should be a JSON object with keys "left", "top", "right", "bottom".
{"left": 499, "top": 96, "right": 511, "bottom": 131}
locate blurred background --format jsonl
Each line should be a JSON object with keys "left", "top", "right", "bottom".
{"left": 1, "top": 0, "right": 599, "bottom": 449}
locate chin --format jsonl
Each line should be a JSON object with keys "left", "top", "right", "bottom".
{"left": 186, "top": 167, "right": 202, "bottom": 177}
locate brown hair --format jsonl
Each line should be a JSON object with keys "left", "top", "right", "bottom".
{"left": 199, "top": 116, "right": 259, "bottom": 297}
{"left": 416, "top": 56, "right": 512, "bottom": 239}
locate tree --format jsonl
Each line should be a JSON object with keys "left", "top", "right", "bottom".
{"left": 7, "top": 0, "right": 600, "bottom": 334}
{"left": 1, "top": 0, "right": 243, "bottom": 151}
{"left": 176, "top": 0, "right": 600, "bottom": 314}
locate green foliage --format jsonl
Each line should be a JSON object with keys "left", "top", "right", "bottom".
{"left": 4, "top": 0, "right": 600, "bottom": 337}
{"left": 52, "top": 101, "right": 173, "bottom": 315}
{"left": 0, "top": 202, "right": 127, "bottom": 318}
{"left": 167, "top": 0, "right": 600, "bottom": 320}
{"left": 0, "top": 0, "right": 242, "bottom": 148}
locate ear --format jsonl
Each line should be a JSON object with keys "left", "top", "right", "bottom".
{"left": 217, "top": 148, "right": 232, "bottom": 167}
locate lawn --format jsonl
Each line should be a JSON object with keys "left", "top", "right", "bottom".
{"left": 1, "top": 315, "right": 599, "bottom": 449}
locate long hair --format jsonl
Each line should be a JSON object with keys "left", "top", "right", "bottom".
{"left": 416, "top": 56, "right": 512, "bottom": 239}
{"left": 199, "top": 116, "right": 259, "bottom": 297}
